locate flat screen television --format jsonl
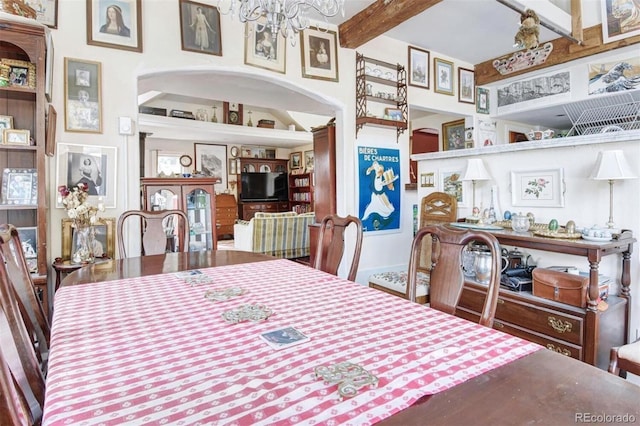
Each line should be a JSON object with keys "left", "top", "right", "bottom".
{"left": 240, "top": 172, "right": 289, "bottom": 201}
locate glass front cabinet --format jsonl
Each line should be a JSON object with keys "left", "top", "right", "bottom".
{"left": 141, "top": 178, "right": 218, "bottom": 251}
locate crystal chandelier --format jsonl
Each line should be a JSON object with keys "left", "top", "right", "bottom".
{"left": 218, "top": 0, "right": 344, "bottom": 43}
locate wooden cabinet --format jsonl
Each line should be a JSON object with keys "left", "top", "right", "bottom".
{"left": 239, "top": 201, "right": 290, "bottom": 220}
{"left": 239, "top": 158, "right": 287, "bottom": 173}
{"left": 457, "top": 229, "right": 635, "bottom": 370}
{"left": 237, "top": 158, "right": 289, "bottom": 220}
{"left": 215, "top": 193, "right": 237, "bottom": 239}
{"left": 141, "top": 177, "right": 218, "bottom": 250}
{"left": 355, "top": 52, "right": 407, "bottom": 142}
{"left": 0, "top": 20, "right": 48, "bottom": 312}
{"left": 289, "top": 173, "right": 313, "bottom": 214}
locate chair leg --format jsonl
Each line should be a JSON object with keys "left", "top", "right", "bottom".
{"left": 608, "top": 346, "right": 620, "bottom": 376}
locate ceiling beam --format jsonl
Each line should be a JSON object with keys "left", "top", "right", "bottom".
{"left": 475, "top": 24, "right": 640, "bottom": 86}
{"left": 338, "top": 0, "right": 442, "bottom": 49}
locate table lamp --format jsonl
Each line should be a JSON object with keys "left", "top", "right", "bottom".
{"left": 460, "top": 158, "right": 491, "bottom": 220}
{"left": 589, "top": 150, "right": 637, "bottom": 229}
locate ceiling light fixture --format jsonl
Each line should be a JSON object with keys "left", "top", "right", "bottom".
{"left": 218, "top": 0, "right": 344, "bottom": 44}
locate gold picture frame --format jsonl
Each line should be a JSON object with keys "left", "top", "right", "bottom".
{"left": 290, "top": 151, "right": 302, "bottom": 170}
{"left": 442, "top": 119, "right": 466, "bottom": 151}
{"left": 86, "top": 0, "right": 143, "bottom": 52}
{"left": 434, "top": 57, "right": 454, "bottom": 96}
{"left": 244, "top": 18, "right": 286, "bottom": 74}
{"left": 64, "top": 57, "right": 102, "bottom": 133}
{"left": 1, "top": 59, "right": 36, "bottom": 89}
{"left": 0, "top": 115, "right": 14, "bottom": 130}
{"left": 3, "top": 129, "right": 30, "bottom": 146}
{"left": 62, "top": 217, "right": 116, "bottom": 260}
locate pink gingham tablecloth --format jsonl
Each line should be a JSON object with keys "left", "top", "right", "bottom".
{"left": 43, "top": 259, "right": 540, "bottom": 425}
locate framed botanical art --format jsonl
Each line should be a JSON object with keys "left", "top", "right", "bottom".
{"left": 408, "top": 46, "right": 430, "bottom": 89}
{"left": 179, "top": 0, "right": 222, "bottom": 56}
{"left": 62, "top": 217, "right": 116, "bottom": 259}
{"left": 434, "top": 57, "right": 454, "bottom": 95}
{"left": 458, "top": 67, "right": 475, "bottom": 104}
{"left": 194, "top": 143, "right": 227, "bottom": 189}
{"left": 56, "top": 143, "right": 117, "bottom": 208}
{"left": 64, "top": 58, "right": 102, "bottom": 133}
{"left": 300, "top": 26, "right": 339, "bottom": 82}
{"left": 86, "top": 0, "right": 142, "bottom": 52}
{"left": 24, "top": 0, "right": 58, "bottom": 28}
{"left": 290, "top": 151, "right": 302, "bottom": 170}
{"left": 511, "top": 168, "right": 565, "bottom": 207}
{"left": 1, "top": 168, "right": 37, "bottom": 205}
{"left": 442, "top": 119, "right": 466, "bottom": 151}
{"left": 476, "top": 87, "right": 490, "bottom": 114}
{"left": 439, "top": 168, "right": 468, "bottom": 207}
{"left": 244, "top": 20, "right": 286, "bottom": 74}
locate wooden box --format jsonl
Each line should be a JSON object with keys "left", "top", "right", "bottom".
{"left": 532, "top": 268, "right": 589, "bottom": 308}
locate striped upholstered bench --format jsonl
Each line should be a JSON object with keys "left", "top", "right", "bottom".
{"left": 368, "top": 270, "right": 430, "bottom": 304}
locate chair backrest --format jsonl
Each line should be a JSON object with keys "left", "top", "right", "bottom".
{"left": 418, "top": 192, "right": 458, "bottom": 272}
{"left": 117, "top": 209, "right": 190, "bottom": 258}
{"left": 313, "top": 214, "right": 363, "bottom": 282}
{"left": 407, "top": 224, "right": 501, "bottom": 327}
{"left": 0, "top": 225, "right": 50, "bottom": 366}
{"left": 0, "top": 253, "right": 45, "bottom": 425}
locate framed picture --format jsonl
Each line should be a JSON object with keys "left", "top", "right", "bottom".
{"left": 64, "top": 58, "right": 102, "bottom": 133}
{"left": 458, "top": 67, "right": 475, "bottom": 104}
{"left": 1, "top": 168, "right": 37, "bottom": 205}
{"left": 24, "top": 0, "right": 58, "bottom": 28}
{"left": 290, "top": 152, "right": 302, "bottom": 170}
{"left": 3, "top": 129, "right": 30, "bottom": 146}
{"left": 244, "top": 19, "right": 286, "bottom": 74}
{"left": 194, "top": 143, "right": 227, "bottom": 190}
{"left": 86, "top": 0, "right": 143, "bottom": 52}
{"left": 300, "top": 26, "right": 339, "bottom": 82}
{"left": 179, "top": 0, "right": 222, "bottom": 56}
{"left": 229, "top": 158, "right": 237, "bottom": 175}
{"left": 46, "top": 105, "right": 57, "bottom": 156}
{"left": 408, "top": 46, "right": 430, "bottom": 89}
{"left": 385, "top": 108, "right": 403, "bottom": 121}
{"left": 56, "top": 143, "right": 117, "bottom": 208}
{"left": 2, "top": 59, "right": 36, "bottom": 89}
{"left": 601, "top": 0, "right": 640, "bottom": 43}
{"left": 442, "top": 119, "right": 466, "bottom": 151}
{"left": 45, "top": 31, "right": 54, "bottom": 102}
{"left": 0, "top": 115, "right": 14, "bottom": 130}
{"left": 434, "top": 57, "right": 454, "bottom": 95}
{"left": 62, "top": 217, "right": 116, "bottom": 260}
{"left": 439, "top": 168, "right": 469, "bottom": 207}
{"left": 304, "top": 150, "right": 314, "bottom": 171}
{"left": 16, "top": 226, "right": 38, "bottom": 273}
{"left": 476, "top": 87, "right": 490, "bottom": 114}
{"left": 511, "top": 168, "right": 565, "bottom": 207}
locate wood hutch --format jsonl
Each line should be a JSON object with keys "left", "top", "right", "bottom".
{"left": 0, "top": 19, "right": 48, "bottom": 312}
{"left": 237, "top": 158, "right": 289, "bottom": 220}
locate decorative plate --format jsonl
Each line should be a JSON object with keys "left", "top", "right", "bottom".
{"left": 179, "top": 155, "right": 192, "bottom": 167}
{"left": 449, "top": 222, "right": 503, "bottom": 231}
{"left": 581, "top": 235, "right": 612, "bottom": 242}
{"left": 230, "top": 146, "right": 239, "bottom": 158}
{"left": 533, "top": 230, "right": 582, "bottom": 239}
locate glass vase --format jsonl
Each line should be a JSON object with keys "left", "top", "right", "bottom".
{"left": 72, "top": 224, "right": 95, "bottom": 264}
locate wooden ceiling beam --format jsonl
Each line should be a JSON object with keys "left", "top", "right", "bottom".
{"left": 338, "top": 0, "right": 442, "bottom": 49}
{"left": 475, "top": 24, "right": 640, "bottom": 86}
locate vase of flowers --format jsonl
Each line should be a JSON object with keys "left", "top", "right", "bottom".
{"left": 58, "top": 183, "right": 104, "bottom": 264}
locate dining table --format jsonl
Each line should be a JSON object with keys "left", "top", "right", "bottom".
{"left": 43, "top": 250, "right": 640, "bottom": 425}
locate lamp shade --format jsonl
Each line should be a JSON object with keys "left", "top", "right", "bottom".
{"left": 461, "top": 158, "right": 491, "bottom": 181}
{"left": 590, "top": 150, "right": 637, "bottom": 180}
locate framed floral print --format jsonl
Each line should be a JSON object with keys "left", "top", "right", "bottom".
{"left": 511, "top": 168, "right": 565, "bottom": 207}
{"left": 434, "top": 57, "right": 454, "bottom": 95}
{"left": 408, "top": 46, "right": 430, "bottom": 89}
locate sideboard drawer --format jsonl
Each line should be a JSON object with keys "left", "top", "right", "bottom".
{"left": 493, "top": 319, "right": 582, "bottom": 361}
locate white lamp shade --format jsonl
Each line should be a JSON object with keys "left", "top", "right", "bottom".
{"left": 590, "top": 150, "right": 637, "bottom": 180}
{"left": 461, "top": 158, "right": 491, "bottom": 181}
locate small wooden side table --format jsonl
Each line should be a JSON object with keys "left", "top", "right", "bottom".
{"left": 52, "top": 256, "right": 111, "bottom": 291}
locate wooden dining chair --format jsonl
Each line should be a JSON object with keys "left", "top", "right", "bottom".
{"left": 117, "top": 209, "right": 190, "bottom": 258}
{"left": 0, "top": 254, "right": 45, "bottom": 425}
{"left": 0, "top": 337, "right": 31, "bottom": 426}
{"left": 313, "top": 214, "right": 363, "bottom": 282}
{"left": 407, "top": 224, "right": 502, "bottom": 327}
{"left": 0, "top": 224, "right": 50, "bottom": 372}
{"left": 608, "top": 339, "right": 640, "bottom": 378}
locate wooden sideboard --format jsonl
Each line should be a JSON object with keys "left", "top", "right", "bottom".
{"left": 458, "top": 229, "right": 635, "bottom": 370}
{"left": 238, "top": 201, "right": 290, "bottom": 220}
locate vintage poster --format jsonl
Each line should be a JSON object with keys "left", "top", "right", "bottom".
{"left": 357, "top": 146, "right": 401, "bottom": 233}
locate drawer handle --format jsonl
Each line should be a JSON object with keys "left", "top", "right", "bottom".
{"left": 497, "top": 298, "right": 504, "bottom": 305}
{"left": 548, "top": 316, "right": 572, "bottom": 334}
{"left": 494, "top": 321, "right": 504, "bottom": 329}
{"left": 546, "top": 344, "right": 571, "bottom": 357}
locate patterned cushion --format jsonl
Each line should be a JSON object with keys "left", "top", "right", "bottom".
{"left": 368, "top": 270, "right": 430, "bottom": 297}
{"left": 254, "top": 212, "right": 298, "bottom": 219}
{"left": 251, "top": 213, "right": 315, "bottom": 259}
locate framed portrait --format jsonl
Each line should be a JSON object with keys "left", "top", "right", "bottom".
{"left": 304, "top": 150, "right": 314, "bottom": 171}
{"left": 1, "top": 168, "right": 37, "bottom": 205}
{"left": 244, "top": 19, "right": 286, "bottom": 74}
{"left": 439, "top": 168, "right": 469, "bottom": 207}
{"left": 16, "top": 226, "right": 38, "bottom": 273}
{"left": 3, "top": 129, "right": 30, "bottom": 146}
{"left": 56, "top": 143, "right": 117, "bottom": 208}
{"left": 45, "top": 105, "right": 57, "bottom": 156}
{"left": 179, "top": 0, "right": 222, "bottom": 56}
{"left": 290, "top": 151, "right": 302, "bottom": 170}
{"left": 408, "top": 46, "right": 430, "bottom": 89}
{"left": 86, "top": 0, "right": 143, "bottom": 52}
{"left": 300, "top": 26, "right": 339, "bottom": 82}
{"left": 442, "top": 119, "right": 466, "bottom": 151}
{"left": 511, "top": 168, "right": 565, "bottom": 208}
{"left": 601, "top": 0, "right": 640, "bottom": 43}
{"left": 434, "top": 57, "right": 454, "bottom": 96}
{"left": 476, "top": 87, "right": 490, "bottom": 114}
{"left": 0, "top": 115, "right": 14, "bottom": 130}
{"left": 64, "top": 58, "right": 102, "bottom": 133}
{"left": 24, "top": 0, "right": 58, "bottom": 28}
{"left": 194, "top": 143, "right": 227, "bottom": 189}
{"left": 62, "top": 217, "right": 116, "bottom": 260}
{"left": 458, "top": 67, "right": 475, "bottom": 104}
{"left": 2, "top": 59, "right": 36, "bottom": 89}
